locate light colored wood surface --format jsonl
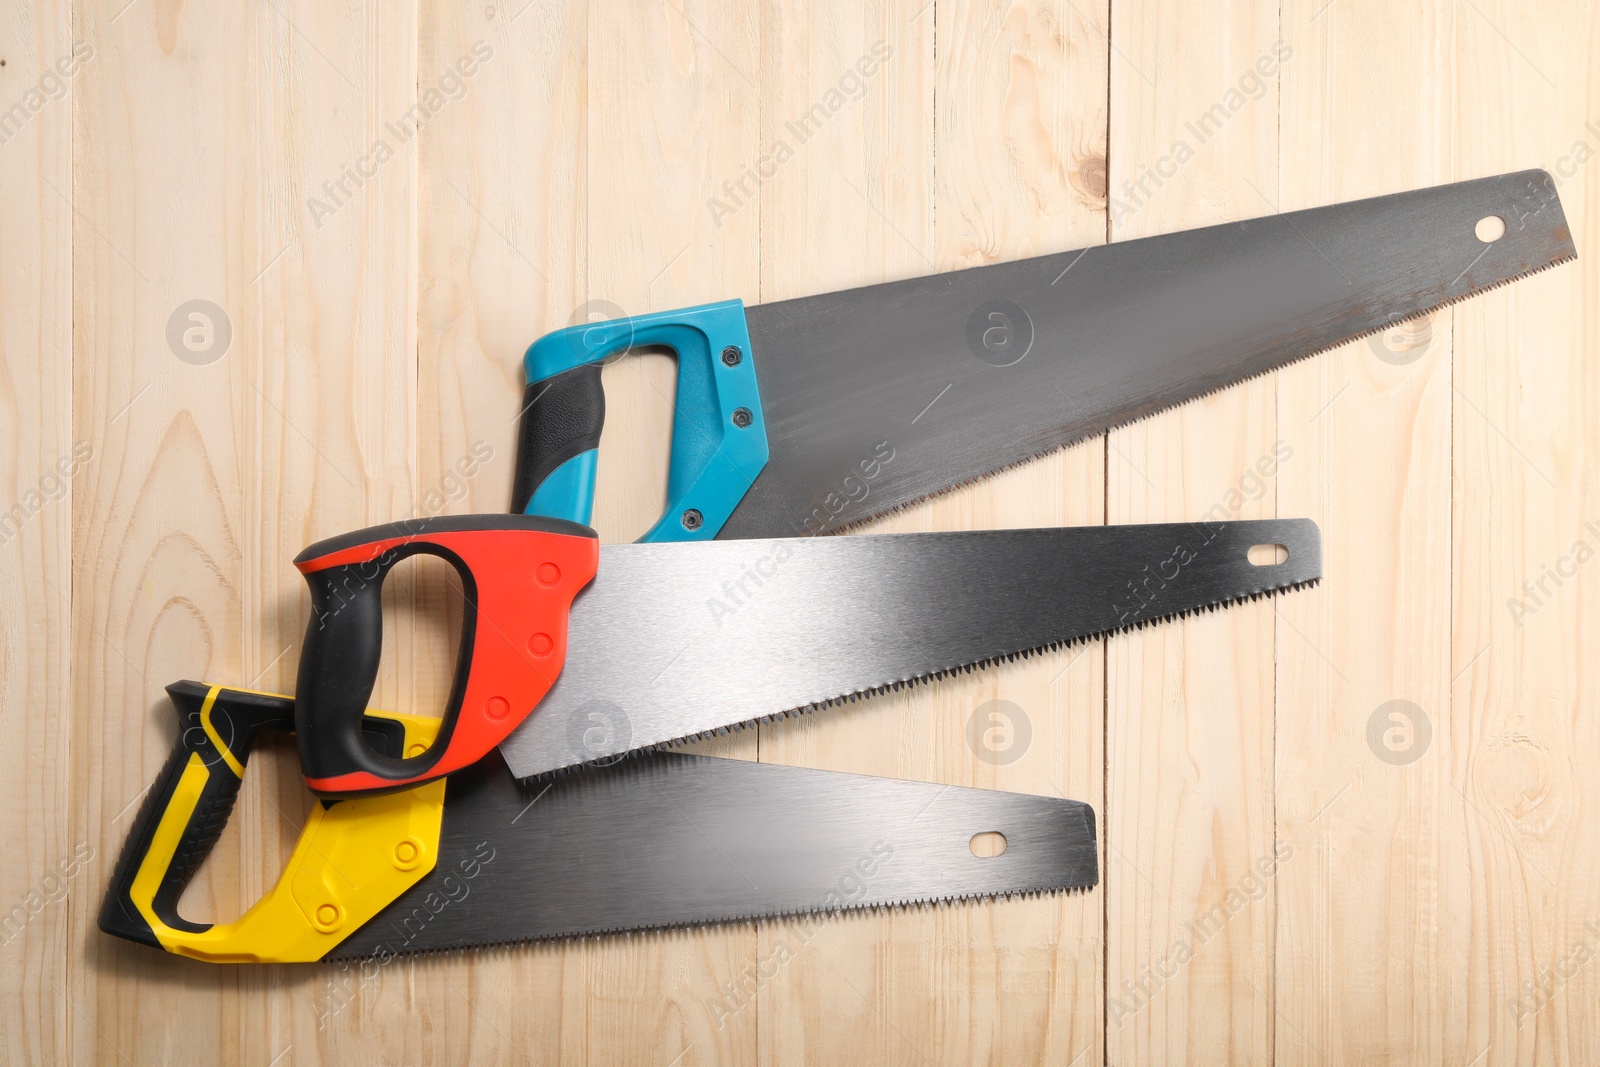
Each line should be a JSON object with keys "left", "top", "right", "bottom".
{"left": 0, "top": 0, "right": 1593, "bottom": 1063}
{"left": 1275, "top": 3, "right": 1463, "bottom": 1063}
{"left": 1106, "top": 3, "right": 1281, "bottom": 1062}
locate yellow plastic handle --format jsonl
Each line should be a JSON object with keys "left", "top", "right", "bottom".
{"left": 99, "top": 682, "right": 446, "bottom": 964}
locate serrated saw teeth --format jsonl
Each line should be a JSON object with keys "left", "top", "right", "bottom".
{"left": 323, "top": 883, "right": 1098, "bottom": 964}
{"left": 325, "top": 754, "right": 1099, "bottom": 959}
{"left": 713, "top": 170, "right": 1574, "bottom": 540}
{"left": 537, "top": 572, "right": 1320, "bottom": 782}
{"left": 506, "top": 526, "right": 1323, "bottom": 782}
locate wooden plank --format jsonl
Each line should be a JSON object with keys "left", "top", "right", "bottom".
{"left": 577, "top": 1, "right": 763, "bottom": 1063}
{"left": 750, "top": 3, "right": 935, "bottom": 1063}
{"left": 276, "top": 4, "right": 591, "bottom": 1065}
{"left": 71, "top": 1, "right": 420, "bottom": 1063}
{"left": 1105, "top": 1, "right": 1282, "bottom": 1062}
{"left": 1274, "top": 2, "right": 1465, "bottom": 1064}
{"left": 25, "top": 0, "right": 1600, "bottom": 1062}
{"left": 754, "top": 1, "right": 1105, "bottom": 1063}
{"left": 1453, "top": 3, "right": 1600, "bottom": 1064}
{"left": 918, "top": 2, "right": 1107, "bottom": 1063}
{"left": 0, "top": 1, "right": 73, "bottom": 1063}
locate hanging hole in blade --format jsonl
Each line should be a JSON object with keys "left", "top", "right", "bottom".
{"left": 596, "top": 349, "right": 676, "bottom": 542}
{"left": 1247, "top": 543, "right": 1289, "bottom": 566}
{"left": 969, "top": 831, "right": 1008, "bottom": 858}
{"left": 377, "top": 552, "right": 465, "bottom": 723}
{"left": 1475, "top": 215, "right": 1506, "bottom": 242}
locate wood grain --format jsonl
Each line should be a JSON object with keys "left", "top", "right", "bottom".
{"left": 3, "top": 0, "right": 1595, "bottom": 1063}
{"left": 753, "top": 6, "right": 943, "bottom": 1063}
{"left": 1454, "top": 4, "right": 1600, "bottom": 1064}
{"left": 582, "top": 1, "right": 761, "bottom": 1062}
{"left": 746, "top": 2, "right": 1111, "bottom": 1062}
{"left": 71, "top": 1, "right": 420, "bottom": 1063}
{"left": 1275, "top": 1, "right": 1463, "bottom": 1064}
{"left": 1106, "top": 1, "right": 1281, "bottom": 1062}
{"left": 0, "top": 1, "right": 71, "bottom": 1063}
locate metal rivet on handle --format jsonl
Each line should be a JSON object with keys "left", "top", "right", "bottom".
{"left": 681, "top": 509, "right": 703, "bottom": 531}
{"left": 732, "top": 407, "right": 752, "bottom": 428}
{"left": 720, "top": 346, "right": 741, "bottom": 367}
{"left": 393, "top": 837, "right": 423, "bottom": 871}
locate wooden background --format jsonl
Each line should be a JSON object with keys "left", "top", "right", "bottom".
{"left": 1, "top": 0, "right": 1595, "bottom": 1062}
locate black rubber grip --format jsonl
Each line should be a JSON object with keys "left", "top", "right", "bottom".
{"left": 99, "top": 683, "right": 289, "bottom": 946}
{"left": 294, "top": 543, "right": 477, "bottom": 786}
{"left": 98, "top": 683, "right": 405, "bottom": 949}
{"left": 290, "top": 514, "right": 596, "bottom": 794}
{"left": 509, "top": 364, "right": 605, "bottom": 514}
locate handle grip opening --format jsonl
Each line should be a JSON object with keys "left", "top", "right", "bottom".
{"left": 291, "top": 514, "right": 599, "bottom": 796}
{"left": 513, "top": 300, "right": 768, "bottom": 541}
{"left": 99, "top": 682, "right": 440, "bottom": 963}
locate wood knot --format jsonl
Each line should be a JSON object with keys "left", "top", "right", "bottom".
{"left": 1072, "top": 155, "right": 1108, "bottom": 202}
{"left": 1479, "top": 733, "right": 1553, "bottom": 823}
{"left": 1366, "top": 312, "right": 1436, "bottom": 366}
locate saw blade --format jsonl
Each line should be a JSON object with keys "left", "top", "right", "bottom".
{"left": 328, "top": 752, "right": 1097, "bottom": 959}
{"left": 499, "top": 518, "right": 1320, "bottom": 779}
{"left": 721, "top": 169, "right": 1573, "bottom": 538}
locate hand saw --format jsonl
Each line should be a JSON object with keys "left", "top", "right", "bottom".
{"left": 288, "top": 515, "right": 1319, "bottom": 791}
{"left": 508, "top": 169, "right": 1572, "bottom": 541}
{"left": 99, "top": 513, "right": 1319, "bottom": 961}
{"left": 98, "top": 682, "right": 1098, "bottom": 963}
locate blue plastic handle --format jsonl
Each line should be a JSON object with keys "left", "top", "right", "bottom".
{"left": 518, "top": 300, "right": 768, "bottom": 542}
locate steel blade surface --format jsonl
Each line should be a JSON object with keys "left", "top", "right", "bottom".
{"left": 330, "top": 753, "right": 1097, "bottom": 959}
{"left": 500, "top": 518, "right": 1321, "bottom": 779}
{"left": 723, "top": 170, "right": 1573, "bottom": 537}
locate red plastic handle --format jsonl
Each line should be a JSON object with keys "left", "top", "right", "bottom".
{"left": 291, "top": 515, "right": 599, "bottom": 795}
